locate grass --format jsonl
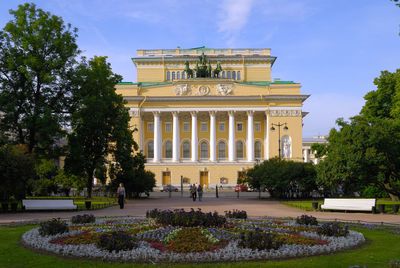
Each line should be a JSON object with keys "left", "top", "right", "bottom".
{"left": 0, "top": 223, "right": 400, "bottom": 267}
{"left": 283, "top": 199, "right": 400, "bottom": 214}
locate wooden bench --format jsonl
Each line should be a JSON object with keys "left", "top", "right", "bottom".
{"left": 22, "top": 199, "right": 77, "bottom": 210}
{"left": 320, "top": 198, "right": 376, "bottom": 212}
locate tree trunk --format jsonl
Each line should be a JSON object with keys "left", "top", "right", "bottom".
{"left": 86, "top": 169, "right": 94, "bottom": 198}
{"left": 384, "top": 183, "right": 400, "bottom": 201}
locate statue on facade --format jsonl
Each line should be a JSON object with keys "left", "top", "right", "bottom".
{"left": 282, "top": 136, "right": 291, "bottom": 158}
{"left": 184, "top": 61, "right": 194, "bottom": 78}
{"left": 182, "top": 53, "right": 223, "bottom": 79}
{"left": 207, "top": 61, "right": 212, "bottom": 77}
{"left": 214, "top": 61, "right": 222, "bottom": 78}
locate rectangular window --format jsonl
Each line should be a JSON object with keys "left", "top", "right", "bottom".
{"left": 220, "top": 177, "right": 228, "bottom": 184}
{"left": 165, "top": 122, "right": 172, "bottom": 132}
{"left": 147, "top": 122, "right": 154, "bottom": 132}
{"left": 236, "top": 122, "right": 243, "bottom": 132}
{"left": 255, "top": 122, "right": 261, "bottom": 132}
{"left": 200, "top": 122, "right": 207, "bottom": 132}
{"left": 183, "top": 122, "right": 190, "bottom": 132}
{"left": 218, "top": 122, "right": 225, "bottom": 132}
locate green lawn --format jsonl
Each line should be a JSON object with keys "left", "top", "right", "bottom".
{"left": 0, "top": 224, "right": 399, "bottom": 267}
{"left": 283, "top": 199, "right": 400, "bottom": 214}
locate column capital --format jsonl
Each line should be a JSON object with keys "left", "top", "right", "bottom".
{"left": 228, "top": 110, "right": 235, "bottom": 116}
{"left": 209, "top": 110, "right": 216, "bottom": 116}
{"left": 247, "top": 110, "right": 255, "bottom": 116}
{"left": 190, "top": 111, "right": 198, "bottom": 117}
{"left": 152, "top": 111, "right": 161, "bottom": 117}
{"left": 172, "top": 111, "right": 179, "bottom": 116}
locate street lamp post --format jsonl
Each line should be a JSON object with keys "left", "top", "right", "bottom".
{"left": 270, "top": 122, "right": 288, "bottom": 159}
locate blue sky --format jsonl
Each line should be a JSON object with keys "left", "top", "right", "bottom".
{"left": 1, "top": 0, "right": 399, "bottom": 137}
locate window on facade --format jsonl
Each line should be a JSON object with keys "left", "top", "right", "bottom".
{"left": 182, "top": 71, "right": 186, "bottom": 79}
{"left": 222, "top": 71, "right": 226, "bottom": 78}
{"left": 218, "top": 122, "right": 225, "bottom": 131}
{"left": 255, "top": 122, "right": 261, "bottom": 132}
{"left": 177, "top": 71, "right": 180, "bottom": 80}
{"left": 232, "top": 71, "right": 236, "bottom": 80}
{"left": 200, "top": 141, "right": 208, "bottom": 159}
{"left": 183, "top": 142, "right": 190, "bottom": 158}
{"left": 147, "top": 141, "right": 154, "bottom": 158}
{"left": 182, "top": 177, "right": 190, "bottom": 184}
{"left": 166, "top": 71, "right": 170, "bottom": 81}
{"left": 165, "top": 141, "right": 172, "bottom": 158}
{"left": 172, "top": 71, "right": 176, "bottom": 80}
{"left": 236, "top": 122, "right": 243, "bottom": 132}
{"left": 193, "top": 72, "right": 196, "bottom": 78}
{"left": 147, "top": 122, "right": 154, "bottom": 132}
{"left": 236, "top": 141, "right": 244, "bottom": 159}
{"left": 227, "top": 71, "right": 231, "bottom": 79}
{"left": 218, "top": 141, "right": 226, "bottom": 159}
{"left": 200, "top": 122, "right": 207, "bottom": 132}
{"left": 165, "top": 122, "right": 172, "bottom": 132}
{"left": 220, "top": 177, "right": 228, "bottom": 184}
{"left": 183, "top": 122, "right": 190, "bottom": 132}
{"left": 237, "top": 71, "right": 241, "bottom": 80}
{"left": 255, "top": 141, "right": 262, "bottom": 159}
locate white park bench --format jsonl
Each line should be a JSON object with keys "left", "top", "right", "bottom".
{"left": 22, "top": 199, "right": 77, "bottom": 210}
{"left": 320, "top": 198, "right": 376, "bottom": 212}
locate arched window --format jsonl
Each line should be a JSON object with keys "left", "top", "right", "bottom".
{"left": 182, "top": 71, "right": 186, "bottom": 79}
{"left": 232, "top": 71, "right": 236, "bottom": 80}
{"left": 222, "top": 71, "right": 226, "bottom": 78}
{"left": 227, "top": 71, "right": 231, "bottom": 79}
{"left": 255, "top": 141, "right": 262, "bottom": 159}
{"left": 147, "top": 141, "right": 154, "bottom": 159}
{"left": 172, "top": 71, "right": 176, "bottom": 80}
{"left": 200, "top": 141, "right": 208, "bottom": 159}
{"left": 183, "top": 142, "right": 190, "bottom": 158}
{"left": 236, "top": 141, "right": 244, "bottom": 159}
{"left": 237, "top": 71, "right": 241, "bottom": 80}
{"left": 166, "top": 71, "right": 170, "bottom": 81}
{"left": 165, "top": 141, "right": 172, "bottom": 158}
{"left": 177, "top": 71, "right": 180, "bottom": 80}
{"left": 218, "top": 141, "right": 226, "bottom": 159}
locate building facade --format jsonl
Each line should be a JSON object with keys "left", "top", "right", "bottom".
{"left": 116, "top": 47, "right": 309, "bottom": 188}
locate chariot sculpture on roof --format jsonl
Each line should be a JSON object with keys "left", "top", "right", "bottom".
{"left": 184, "top": 52, "right": 223, "bottom": 79}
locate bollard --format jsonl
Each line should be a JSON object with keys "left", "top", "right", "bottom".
{"left": 216, "top": 185, "right": 219, "bottom": 198}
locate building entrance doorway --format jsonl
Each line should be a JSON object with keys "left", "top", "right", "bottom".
{"left": 200, "top": 171, "right": 208, "bottom": 189}
{"left": 162, "top": 171, "right": 171, "bottom": 185}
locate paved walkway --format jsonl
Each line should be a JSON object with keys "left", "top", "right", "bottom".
{"left": 1, "top": 197, "right": 399, "bottom": 225}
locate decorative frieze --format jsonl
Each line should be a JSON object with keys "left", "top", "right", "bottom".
{"left": 269, "top": 110, "right": 302, "bottom": 117}
{"left": 129, "top": 108, "right": 140, "bottom": 117}
{"left": 174, "top": 84, "right": 191, "bottom": 96}
{"left": 216, "top": 84, "right": 234, "bottom": 95}
{"left": 196, "top": 85, "right": 210, "bottom": 96}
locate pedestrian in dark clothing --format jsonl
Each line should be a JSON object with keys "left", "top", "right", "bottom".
{"left": 117, "top": 183, "right": 126, "bottom": 209}
{"left": 191, "top": 184, "right": 197, "bottom": 201}
{"left": 197, "top": 185, "right": 203, "bottom": 201}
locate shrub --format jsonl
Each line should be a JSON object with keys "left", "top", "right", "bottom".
{"left": 296, "top": 215, "right": 318, "bottom": 226}
{"left": 146, "top": 208, "right": 226, "bottom": 227}
{"left": 317, "top": 222, "right": 348, "bottom": 237}
{"left": 238, "top": 229, "right": 285, "bottom": 250}
{"left": 97, "top": 231, "right": 138, "bottom": 252}
{"left": 71, "top": 214, "right": 95, "bottom": 224}
{"left": 39, "top": 218, "right": 69, "bottom": 236}
{"left": 225, "top": 209, "right": 247, "bottom": 219}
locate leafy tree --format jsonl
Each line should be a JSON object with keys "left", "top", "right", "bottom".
{"left": 31, "top": 159, "right": 58, "bottom": 196}
{"left": 55, "top": 169, "right": 84, "bottom": 197}
{"left": 0, "top": 144, "right": 35, "bottom": 201}
{"left": 0, "top": 3, "right": 79, "bottom": 156}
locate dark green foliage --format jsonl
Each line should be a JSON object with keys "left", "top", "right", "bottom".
{"left": 71, "top": 214, "right": 95, "bottom": 224}
{"left": 38, "top": 218, "right": 69, "bottom": 236}
{"left": 238, "top": 229, "right": 285, "bottom": 251}
{"left": 225, "top": 210, "right": 247, "bottom": 219}
{"left": 97, "top": 231, "right": 137, "bottom": 252}
{"left": 317, "top": 222, "right": 348, "bottom": 237}
{"left": 361, "top": 186, "right": 389, "bottom": 198}
{"left": 0, "top": 3, "right": 80, "bottom": 156}
{"left": 146, "top": 208, "right": 226, "bottom": 227}
{"left": 0, "top": 145, "right": 35, "bottom": 201}
{"left": 246, "top": 157, "right": 318, "bottom": 199}
{"left": 296, "top": 215, "right": 318, "bottom": 226}
{"left": 31, "top": 159, "right": 58, "bottom": 196}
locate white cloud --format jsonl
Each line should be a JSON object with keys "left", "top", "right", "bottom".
{"left": 217, "top": 0, "right": 254, "bottom": 46}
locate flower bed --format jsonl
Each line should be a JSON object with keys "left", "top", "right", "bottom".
{"left": 21, "top": 213, "right": 366, "bottom": 264}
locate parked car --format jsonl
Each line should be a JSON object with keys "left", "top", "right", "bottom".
{"left": 234, "top": 185, "right": 249, "bottom": 192}
{"left": 161, "top": 185, "right": 179, "bottom": 192}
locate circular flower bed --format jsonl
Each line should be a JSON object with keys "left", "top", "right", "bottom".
{"left": 21, "top": 211, "right": 365, "bottom": 264}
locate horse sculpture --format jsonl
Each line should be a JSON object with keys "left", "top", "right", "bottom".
{"left": 213, "top": 61, "right": 222, "bottom": 78}
{"left": 184, "top": 61, "right": 194, "bottom": 78}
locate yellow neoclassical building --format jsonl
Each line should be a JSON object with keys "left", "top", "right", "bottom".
{"left": 116, "top": 46, "right": 309, "bottom": 188}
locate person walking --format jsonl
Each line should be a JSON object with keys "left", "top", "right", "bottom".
{"left": 117, "top": 183, "right": 126, "bottom": 209}
{"left": 191, "top": 184, "right": 197, "bottom": 202}
{"left": 197, "top": 184, "right": 203, "bottom": 201}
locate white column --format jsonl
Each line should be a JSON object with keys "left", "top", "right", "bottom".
{"left": 191, "top": 111, "right": 198, "bottom": 162}
{"left": 247, "top": 111, "right": 254, "bottom": 162}
{"left": 304, "top": 148, "right": 309, "bottom": 163}
{"left": 264, "top": 111, "right": 269, "bottom": 159}
{"left": 209, "top": 111, "right": 216, "bottom": 162}
{"left": 228, "top": 111, "right": 235, "bottom": 161}
{"left": 172, "top": 111, "right": 180, "bottom": 162}
{"left": 153, "top": 111, "right": 161, "bottom": 162}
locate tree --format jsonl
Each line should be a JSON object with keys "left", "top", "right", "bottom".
{"left": 315, "top": 70, "right": 400, "bottom": 200}
{"left": 65, "top": 56, "right": 125, "bottom": 198}
{"left": 0, "top": 3, "right": 79, "bottom": 156}
{"left": 31, "top": 159, "right": 58, "bottom": 196}
{"left": 55, "top": 169, "right": 84, "bottom": 197}
{"left": 0, "top": 144, "right": 35, "bottom": 201}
